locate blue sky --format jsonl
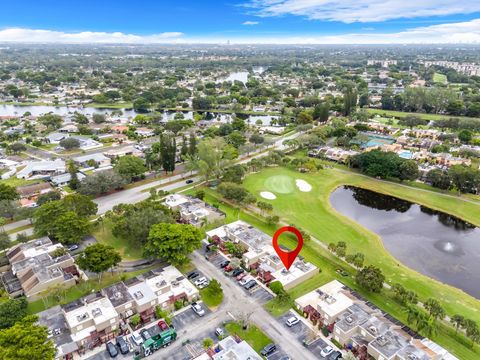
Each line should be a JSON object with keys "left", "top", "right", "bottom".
{"left": 0, "top": 0, "right": 479, "bottom": 44}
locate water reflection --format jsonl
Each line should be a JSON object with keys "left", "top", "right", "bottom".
{"left": 330, "top": 186, "right": 480, "bottom": 298}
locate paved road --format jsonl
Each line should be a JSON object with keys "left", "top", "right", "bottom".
{"left": 179, "top": 250, "right": 318, "bottom": 360}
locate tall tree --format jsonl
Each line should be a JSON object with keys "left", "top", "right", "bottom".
{"left": 0, "top": 297, "right": 28, "bottom": 329}
{"left": 62, "top": 193, "right": 98, "bottom": 217}
{"left": 160, "top": 134, "right": 176, "bottom": 173}
{"left": 76, "top": 243, "right": 122, "bottom": 282}
{"left": 67, "top": 160, "right": 80, "bottom": 190}
{"left": 0, "top": 315, "right": 55, "bottom": 360}
{"left": 144, "top": 223, "right": 203, "bottom": 266}
{"left": 188, "top": 132, "right": 197, "bottom": 156}
{"left": 0, "top": 184, "right": 18, "bottom": 202}
{"left": 114, "top": 155, "right": 147, "bottom": 182}
{"left": 186, "top": 138, "right": 232, "bottom": 182}
{"left": 355, "top": 265, "right": 385, "bottom": 293}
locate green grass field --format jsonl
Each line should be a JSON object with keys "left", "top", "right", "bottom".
{"left": 240, "top": 167, "right": 480, "bottom": 359}
{"left": 92, "top": 220, "right": 143, "bottom": 261}
{"left": 433, "top": 73, "right": 448, "bottom": 84}
{"left": 225, "top": 322, "right": 272, "bottom": 353}
{"left": 367, "top": 108, "right": 480, "bottom": 123}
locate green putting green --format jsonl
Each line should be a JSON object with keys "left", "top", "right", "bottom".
{"left": 263, "top": 174, "right": 295, "bottom": 194}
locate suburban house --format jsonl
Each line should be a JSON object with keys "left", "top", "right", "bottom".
{"left": 134, "top": 127, "right": 155, "bottom": 137}
{"left": 104, "top": 145, "right": 141, "bottom": 158}
{"left": 1, "top": 237, "right": 80, "bottom": 299}
{"left": 50, "top": 172, "right": 86, "bottom": 187}
{"left": 72, "top": 153, "right": 111, "bottom": 169}
{"left": 16, "top": 159, "right": 66, "bottom": 179}
{"left": 207, "top": 221, "right": 317, "bottom": 289}
{"left": 16, "top": 182, "right": 53, "bottom": 207}
{"left": 164, "top": 194, "right": 226, "bottom": 227}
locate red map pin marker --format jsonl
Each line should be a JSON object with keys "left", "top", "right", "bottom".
{"left": 272, "top": 226, "right": 303, "bottom": 270}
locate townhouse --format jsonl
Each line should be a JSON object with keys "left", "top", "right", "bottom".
{"left": 296, "top": 280, "right": 458, "bottom": 360}
{"left": 207, "top": 221, "right": 317, "bottom": 290}
{"left": 1, "top": 237, "right": 80, "bottom": 299}
{"left": 37, "top": 265, "right": 199, "bottom": 357}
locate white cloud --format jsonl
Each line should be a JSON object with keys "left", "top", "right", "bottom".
{"left": 229, "top": 18, "right": 480, "bottom": 43}
{"left": 245, "top": 0, "right": 480, "bottom": 23}
{"left": 1, "top": 19, "right": 480, "bottom": 44}
{"left": 0, "top": 28, "right": 184, "bottom": 43}
{"left": 242, "top": 21, "right": 260, "bottom": 25}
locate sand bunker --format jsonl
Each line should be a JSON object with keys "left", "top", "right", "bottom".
{"left": 296, "top": 179, "right": 312, "bottom": 192}
{"left": 260, "top": 191, "right": 277, "bottom": 200}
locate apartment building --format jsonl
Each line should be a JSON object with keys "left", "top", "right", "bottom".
{"left": 1, "top": 238, "right": 79, "bottom": 299}
{"left": 62, "top": 292, "right": 120, "bottom": 349}
{"left": 207, "top": 221, "right": 317, "bottom": 289}
{"left": 297, "top": 280, "right": 458, "bottom": 360}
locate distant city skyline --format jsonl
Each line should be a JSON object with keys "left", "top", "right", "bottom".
{"left": 0, "top": 0, "right": 479, "bottom": 44}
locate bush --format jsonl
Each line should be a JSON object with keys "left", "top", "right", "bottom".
{"left": 174, "top": 300, "right": 184, "bottom": 310}
{"left": 130, "top": 314, "right": 141, "bottom": 327}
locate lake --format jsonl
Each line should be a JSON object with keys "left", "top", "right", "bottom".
{"left": 330, "top": 186, "right": 480, "bottom": 299}
{"left": 0, "top": 104, "right": 278, "bottom": 125}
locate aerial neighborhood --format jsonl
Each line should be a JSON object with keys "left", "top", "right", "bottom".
{"left": 0, "top": 21, "right": 480, "bottom": 360}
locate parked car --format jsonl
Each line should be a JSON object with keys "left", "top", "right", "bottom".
{"left": 116, "top": 336, "right": 129, "bottom": 355}
{"left": 232, "top": 268, "right": 244, "bottom": 277}
{"left": 157, "top": 320, "right": 169, "bottom": 331}
{"left": 239, "top": 277, "right": 252, "bottom": 286}
{"left": 215, "top": 328, "right": 224, "bottom": 337}
{"left": 130, "top": 331, "right": 143, "bottom": 346}
{"left": 67, "top": 244, "right": 79, "bottom": 252}
{"left": 328, "top": 351, "right": 343, "bottom": 360}
{"left": 244, "top": 280, "right": 257, "bottom": 290}
{"left": 236, "top": 272, "right": 247, "bottom": 281}
{"left": 140, "top": 329, "right": 151, "bottom": 341}
{"left": 106, "top": 342, "right": 118, "bottom": 358}
{"left": 320, "top": 345, "right": 334, "bottom": 357}
{"left": 285, "top": 316, "right": 299, "bottom": 327}
{"left": 191, "top": 302, "right": 205, "bottom": 316}
{"left": 223, "top": 265, "right": 233, "bottom": 272}
{"left": 187, "top": 271, "right": 199, "bottom": 280}
{"left": 260, "top": 343, "right": 277, "bottom": 356}
{"left": 194, "top": 277, "right": 208, "bottom": 286}
{"left": 198, "top": 280, "right": 209, "bottom": 289}
{"left": 186, "top": 179, "right": 194, "bottom": 184}
{"left": 219, "top": 260, "right": 230, "bottom": 268}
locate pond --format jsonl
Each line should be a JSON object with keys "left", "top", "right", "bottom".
{"left": 330, "top": 186, "right": 480, "bottom": 299}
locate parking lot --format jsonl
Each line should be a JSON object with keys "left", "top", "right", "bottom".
{"left": 277, "top": 311, "right": 331, "bottom": 359}
{"left": 203, "top": 249, "right": 274, "bottom": 305}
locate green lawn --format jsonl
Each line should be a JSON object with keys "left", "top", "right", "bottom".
{"left": 367, "top": 108, "right": 480, "bottom": 123}
{"left": 199, "top": 286, "right": 224, "bottom": 308}
{"left": 0, "top": 177, "right": 42, "bottom": 188}
{"left": 433, "top": 72, "right": 448, "bottom": 84}
{"left": 92, "top": 219, "right": 143, "bottom": 261}
{"left": 224, "top": 322, "right": 272, "bottom": 353}
{"left": 85, "top": 102, "right": 133, "bottom": 109}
